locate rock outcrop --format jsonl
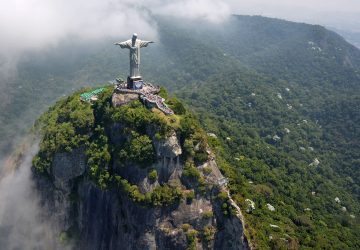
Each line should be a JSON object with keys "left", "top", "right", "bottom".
{"left": 32, "top": 89, "right": 249, "bottom": 250}
{"left": 112, "top": 93, "right": 139, "bottom": 107}
{"left": 34, "top": 134, "right": 249, "bottom": 249}
{"left": 153, "top": 131, "right": 182, "bottom": 158}
{"left": 52, "top": 147, "right": 86, "bottom": 189}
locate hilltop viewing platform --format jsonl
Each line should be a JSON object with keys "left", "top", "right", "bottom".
{"left": 113, "top": 80, "right": 174, "bottom": 115}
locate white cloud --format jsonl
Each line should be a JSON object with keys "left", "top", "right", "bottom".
{"left": 0, "top": 143, "right": 67, "bottom": 249}
{"left": 0, "top": 0, "right": 232, "bottom": 75}
{"left": 0, "top": 0, "right": 155, "bottom": 63}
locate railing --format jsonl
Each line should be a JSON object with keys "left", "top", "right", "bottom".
{"left": 115, "top": 82, "right": 174, "bottom": 115}
{"left": 140, "top": 93, "right": 174, "bottom": 115}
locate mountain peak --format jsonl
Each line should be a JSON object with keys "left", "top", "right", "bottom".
{"left": 31, "top": 85, "right": 250, "bottom": 249}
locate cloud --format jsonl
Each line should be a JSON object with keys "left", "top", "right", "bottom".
{"left": 0, "top": 142, "right": 70, "bottom": 250}
{"left": 0, "top": 0, "right": 359, "bottom": 76}
{"left": 0, "top": 0, "right": 155, "bottom": 75}
{"left": 149, "top": 0, "right": 230, "bottom": 22}
{"left": 0, "top": 0, "right": 230, "bottom": 71}
{"left": 0, "top": 0, "right": 233, "bottom": 78}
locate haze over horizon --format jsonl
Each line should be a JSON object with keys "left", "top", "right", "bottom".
{"left": 1, "top": 0, "right": 359, "bottom": 76}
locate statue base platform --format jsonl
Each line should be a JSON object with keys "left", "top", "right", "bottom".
{"left": 127, "top": 76, "right": 144, "bottom": 90}
{"left": 113, "top": 80, "right": 174, "bottom": 115}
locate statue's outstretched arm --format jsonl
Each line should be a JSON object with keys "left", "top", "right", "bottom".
{"left": 114, "top": 41, "right": 131, "bottom": 48}
{"left": 140, "top": 41, "right": 155, "bottom": 48}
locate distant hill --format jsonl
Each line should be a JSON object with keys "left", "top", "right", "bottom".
{"left": 1, "top": 15, "right": 360, "bottom": 249}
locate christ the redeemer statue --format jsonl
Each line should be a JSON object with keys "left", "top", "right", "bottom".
{"left": 115, "top": 33, "right": 154, "bottom": 80}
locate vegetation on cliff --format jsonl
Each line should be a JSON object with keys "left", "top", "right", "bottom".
{"left": 32, "top": 86, "right": 208, "bottom": 208}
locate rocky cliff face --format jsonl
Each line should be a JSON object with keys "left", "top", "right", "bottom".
{"left": 32, "top": 89, "right": 249, "bottom": 250}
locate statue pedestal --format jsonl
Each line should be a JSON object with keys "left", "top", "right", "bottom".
{"left": 127, "top": 76, "right": 143, "bottom": 90}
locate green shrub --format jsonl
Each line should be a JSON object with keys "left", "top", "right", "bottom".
{"left": 181, "top": 223, "right": 191, "bottom": 232}
{"left": 202, "top": 167, "right": 212, "bottom": 175}
{"left": 148, "top": 169, "right": 158, "bottom": 182}
{"left": 194, "top": 151, "right": 208, "bottom": 164}
{"left": 167, "top": 97, "right": 186, "bottom": 115}
{"left": 186, "top": 229, "right": 199, "bottom": 250}
{"left": 118, "top": 132, "right": 156, "bottom": 166}
{"left": 150, "top": 185, "right": 182, "bottom": 206}
{"left": 202, "top": 226, "right": 216, "bottom": 242}
{"left": 217, "top": 191, "right": 228, "bottom": 201}
{"left": 185, "top": 190, "right": 195, "bottom": 202}
{"left": 202, "top": 211, "right": 214, "bottom": 219}
{"left": 183, "top": 161, "right": 201, "bottom": 181}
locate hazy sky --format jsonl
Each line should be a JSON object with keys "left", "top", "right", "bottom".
{"left": 228, "top": 0, "right": 360, "bottom": 32}
{"left": 0, "top": 0, "right": 359, "bottom": 75}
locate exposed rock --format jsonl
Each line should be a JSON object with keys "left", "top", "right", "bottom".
{"left": 335, "top": 197, "right": 341, "bottom": 203}
{"left": 341, "top": 206, "right": 347, "bottom": 212}
{"left": 245, "top": 199, "right": 255, "bottom": 213}
{"left": 273, "top": 135, "right": 280, "bottom": 141}
{"left": 108, "top": 122, "right": 129, "bottom": 145}
{"left": 309, "top": 158, "right": 320, "bottom": 167}
{"left": 112, "top": 93, "right": 139, "bottom": 107}
{"left": 207, "top": 133, "right": 217, "bottom": 138}
{"left": 153, "top": 132, "right": 182, "bottom": 158}
{"left": 52, "top": 147, "right": 86, "bottom": 189}
{"left": 266, "top": 203, "right": 275, "bottom": 211}
{"left": 34, "top": 138, "right": 249, "bottom": 250}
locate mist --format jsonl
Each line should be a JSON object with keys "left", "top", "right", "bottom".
{"left": 227, "top": 0, "right": 360, "bottom": 30}
{"left": 0, "top": 142, "right": 69, "bottom": 250}
{"left": 0, "top": 0, "right": 231, "bottom": 77}
{"left": 1, "top": 0, "right": 359, "bottom": 76}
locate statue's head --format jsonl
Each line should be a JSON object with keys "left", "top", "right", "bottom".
{"left": 132, "top": 33, "right": 138, "bottom": 41}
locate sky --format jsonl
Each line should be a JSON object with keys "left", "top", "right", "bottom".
{"left": 0, "top": 0, "right": 359, "bottom": 76}
{"left": 228, "top": 0, "right": 360, "bottom": 32}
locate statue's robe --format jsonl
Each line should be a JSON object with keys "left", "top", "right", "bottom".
{"left": 117, "top": 39, "right": 152, "bottom": 78}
